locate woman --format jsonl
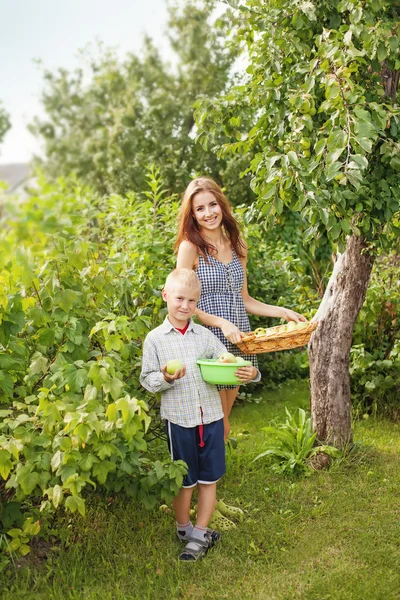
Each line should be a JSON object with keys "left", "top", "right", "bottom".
{"left": 175, "top": 177, "right": 306, "bottom": 440}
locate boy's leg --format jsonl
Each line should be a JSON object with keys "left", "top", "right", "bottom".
{"left": 179, "top": 483, "right": 220, "bottom": 561}
{"left": 179, "top": 420, "right": 225, "bottom": 561}
{"left": 173, "top": 486, "right": 195, "bottom": 524}
{"left": 173, "top": 486, "right": 196, "bottom": 541}
{"left": 196, "top": 483, "right": 217, "bottom": 528}
{"left": 165, "top": 421, "right": 199, "bottom": 543}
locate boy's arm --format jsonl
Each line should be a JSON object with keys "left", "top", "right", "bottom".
{"left": 140, "top": 336, "right": 176, "bottom": 393}
{"left": 208, "top": 333, "right": 227, "bottom": 360}
{"left": 209, "top": 331, "right": 261, "bottom": 383}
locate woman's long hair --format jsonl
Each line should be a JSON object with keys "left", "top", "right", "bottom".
{"left": 174, "top": 178, "right": 246, "bottom": 260}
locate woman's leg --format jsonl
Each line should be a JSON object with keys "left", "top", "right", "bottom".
{"left": 219, "top": 387, "right": 240, "bottom": 441}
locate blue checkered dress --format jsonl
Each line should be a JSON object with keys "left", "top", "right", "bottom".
{"left": 196, "top": 250, "right": 259, "bottom": 390}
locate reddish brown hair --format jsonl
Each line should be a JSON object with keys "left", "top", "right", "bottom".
{"left": 174, "top": 177, "right": 246, "bottom": 260}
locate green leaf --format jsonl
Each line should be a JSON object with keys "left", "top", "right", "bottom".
{"left": 341, "top": 219, "right": 351, "bottom": 234}
{"left": 354, "top": 137, "right": 373, "bottom": 153}
{"left": 55, "top": 289, "right": 78, "bottom": 313}
{"left": 109, "top": 378, "right": 124, "bottom": 401}
{"left": 377, "top": 43, "right": 387, "bottom": 62}
{"left": 105, "top": 335, "right": 124, "bottom": 352}
{"left": 314, "top": 138, "right": 326, "bottom": 157}
{"left": 28, "top": 354, "right": 48, "bottom": 376}
{"left": 93, "top": 460, "right": 116, "bottom": 484}
{"left": 52, "top": 485, "right": 63, "bottom": 508}
{"left": 326, "top": 148, "right": 345, "bottom": 165}
{"left": 350, "top": 154, "right": 368, "bottom": 170}
{"left": 287, "top": 151, "right": 300, "bottom": 167}
{"left": 65, "top": 495, "right": 86, "bottom": 516}
{"left": 354, "top": 119, "right": 377, "bottom": 141}
{"left": 0, "top": 450, "right": 13, "bottom": 480}
{"left": 0, "top": 371, "right": 14, "bottom": 396}
{"left": 330, "top": 223, "right": 341, "bottom": 240}
{"left": 327, "top": 130, "right": 347, "bottom": 152}
{"left": 19, "top": 471, "right": 40, "bottom": 495}
{"left": 325, "top": 162, "right": 342, "bottom": 181}
{"left": 106, "top": 403, "right": 118, "bottom": 422}
{"left": 84, "top": 385, "right": 98, "bottom": 402}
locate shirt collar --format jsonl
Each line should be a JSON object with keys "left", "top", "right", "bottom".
{"left": 161, "top": 316, "right": 200, "bottom": 334}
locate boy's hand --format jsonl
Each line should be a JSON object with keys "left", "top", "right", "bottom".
{"left": 162, "top": 364, "right": 186, "bottom": 382}
{"left": 234, "top": 365, "right": 258, "bottom": 383}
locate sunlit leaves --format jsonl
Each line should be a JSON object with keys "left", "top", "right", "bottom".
{"left": 194, "top": 0, "right": 400, "bottom": 246}
{"left": 0, "top": 170, "right": 188, "bottom": 562}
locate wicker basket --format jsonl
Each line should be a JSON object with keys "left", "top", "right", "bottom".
{"left": 237, "top": 321, "right": 318, "bottom": 354}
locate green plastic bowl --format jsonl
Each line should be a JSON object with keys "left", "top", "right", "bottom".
{"left": 197, "top": 358, "right": 251, "bottom": 385}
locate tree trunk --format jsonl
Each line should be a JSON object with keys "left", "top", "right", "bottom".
{"left": 309, "top": 235, "right": 375, "bottom": 448}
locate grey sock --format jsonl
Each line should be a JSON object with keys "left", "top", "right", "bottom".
{"left": 190, "top": 525, "right": 208, "bottom": 543}
{"left": 176, "top": 521, "right": 194, "bottom": 541}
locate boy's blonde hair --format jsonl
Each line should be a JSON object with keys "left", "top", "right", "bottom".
{"left": 164, "top": 268, "right": 201, "bottom": 295}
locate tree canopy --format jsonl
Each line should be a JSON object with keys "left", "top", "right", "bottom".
{"left": 30, "top": 0, "right": 254, "bottom": 204}
{"left": 195, "top": 0, "right": 400, "bottom": 247}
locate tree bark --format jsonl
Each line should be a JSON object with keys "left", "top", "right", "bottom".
{"left": 309, "top": 235, "right": 375, "bottom": 448}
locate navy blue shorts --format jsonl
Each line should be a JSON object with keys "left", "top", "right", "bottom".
{"left": 165, "top": 418, "right": 226, "bottom": 488}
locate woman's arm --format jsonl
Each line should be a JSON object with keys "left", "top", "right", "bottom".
{"left": 176, "top": 240, "right": 243, "bottom": 342}
{"left": 176, "top": 239, "right": 199, "bottom": 270}
{"left": 240, "top": 254, "right": 307, "bottom": 323}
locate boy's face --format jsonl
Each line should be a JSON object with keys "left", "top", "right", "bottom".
{"left": 162, "top": 283, "right": 199, "bottom": 328}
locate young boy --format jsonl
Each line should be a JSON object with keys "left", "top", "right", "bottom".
{"left": 140, "top": 268, "right": 258, "bottom": 562}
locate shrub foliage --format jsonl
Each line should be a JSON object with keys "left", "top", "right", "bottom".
{"left": 0, "top": 169, "right": 186, "bottom": 567}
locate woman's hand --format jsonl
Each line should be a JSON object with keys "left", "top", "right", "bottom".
{"left": 234, "top": 365, "right": 258, "bottom": 383}
{"left": 220, "top": 319, "right": 244, "bottom": 344}
{"left": 280, "top": 308, "right": 307, "bottom": 323}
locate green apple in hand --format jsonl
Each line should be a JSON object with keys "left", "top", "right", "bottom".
{"left": 166, "top": 359, "right": 184, "bottom": 375}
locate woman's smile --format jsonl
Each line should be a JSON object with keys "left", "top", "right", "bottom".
{"left": 192, "top": 191, "right": 223, "bottom": 230}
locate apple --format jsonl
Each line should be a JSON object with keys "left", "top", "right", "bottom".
{"left": 287, "top": 321, "right": 297, "bottom": 332}
{"left": 166, "top": 359, "right": 184, "bottom": 375}
{"left": 235, "top": 357, "right": 247, "bottom": 365}
{"left": 254, "top": 327, "right": 266, "bottom": 337}
{"left": 217, "top": 352, "right": 237, "bottom": 364}
{"left": 296, "top": 322, "right": 308, "bottom": 330}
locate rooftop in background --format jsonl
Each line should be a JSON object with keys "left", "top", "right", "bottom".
{"left": 0, "top": 163, "right": 31, "bottom": 193}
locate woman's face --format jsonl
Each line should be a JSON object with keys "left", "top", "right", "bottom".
{"left": 192, "top": 191, "right": 223, "bottom": 232}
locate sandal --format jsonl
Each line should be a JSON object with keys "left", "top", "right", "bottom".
{"left": 176, "top": 528, "right": 221, "bottom": 545}
{"left": 215, "top": 499, "right": 244, "bottom": 522}
{"left": 208, "top": 509, "right": 236, "bottom": 531}
{"left": 179, "top": 535, "right": 210, "bottom": 562}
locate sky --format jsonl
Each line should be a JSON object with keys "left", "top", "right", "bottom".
{"left": 0, "top": 0, "right": 171, "bottom": 164}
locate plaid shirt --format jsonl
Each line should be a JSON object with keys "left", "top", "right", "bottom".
{"left": 140, "top": 317, "right": 227, "bottom": 427}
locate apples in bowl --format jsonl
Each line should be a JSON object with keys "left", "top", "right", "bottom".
{"left": 197, "top": 353, "right": 251, "bottom": 385}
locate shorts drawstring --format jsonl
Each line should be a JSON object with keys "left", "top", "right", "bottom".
{"left": 198, "top": 407, "right": 205, "bottom": 447}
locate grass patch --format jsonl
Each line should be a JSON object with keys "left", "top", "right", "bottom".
{"left": 2, "top": 381, "right": 400, "bottom": 600}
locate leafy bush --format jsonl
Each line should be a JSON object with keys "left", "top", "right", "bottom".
{"left": 350, "top": 254, "right": 400, "bottom": 417}
{"left": 240, "top": 208, "right": 321, "bottom": 383}
{"left": 0, "top": 169, "right": 186, "bottom": 566}
{"left": 254, "top": 408, "right": 341, "bottom": 476}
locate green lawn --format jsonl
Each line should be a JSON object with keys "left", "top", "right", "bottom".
{"left": 2, "top": 382, "right": 400, "bottom": 600}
